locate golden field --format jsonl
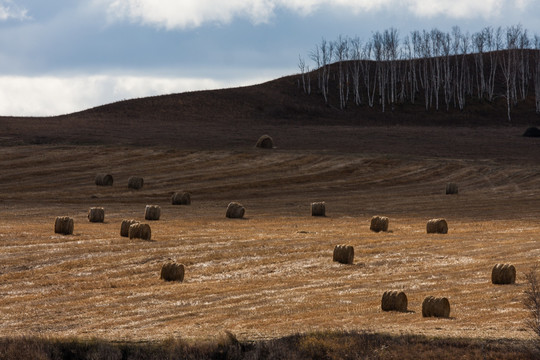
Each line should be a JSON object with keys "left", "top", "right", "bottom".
{"left": 1, "top": 138, "right": 539, "bottom": 343}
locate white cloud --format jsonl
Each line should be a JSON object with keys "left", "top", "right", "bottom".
{"left": 97, "top": 0, "right": 528, "bottom": 29}
{"left": 99, "top": 0, "right": 395, "bottom": 29}
{"left": 0, "top": 0, "right": 29, "bottom": 21}
{"left": 0, "top": 73, "right": 279, "bottom": 116}
{"left": 406, "top": 0, "right": 503, "bottom": 19}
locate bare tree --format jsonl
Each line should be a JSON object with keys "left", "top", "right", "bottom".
{"left": 320, "top": 38, "right": 333, "bottom": 105}
{"left": 430, "top": 29, "right": 443, "bottom": 111}
{"left": 484, "top": 26, "right": 501, "bottom": 102}
{"left": 501, "top": 25, "right": 521, "bottom": 122}
{"left": 361, "top": 40, "right": 376, "bottom": 108}
{"left": 298, "top": 55, "right": 307, "bottom": 93}
{"left": 372, "top": 32, "right": 387, "bottom": 112}
{"left": 524, "top": 266, "right": 540, "bottom": 339}
{"left": 383, "top": 28, "right": 400, "bottom": 111}
{"left": 534, "top": 35, "right": 540, "bottom": 113}
{"left": 472, "top": 30, "right": 486, "bottom": 99}
{"left": 517, "top": 28, "right": 531, "bottom": 101}
{"left": 309, "top": 45, "right": 322, "bottom": 92}
{"left": 349, "top": 36, "right": 363, "bottom": 106}
{"left": 334, "top": 35, "right": 349, "bottom": 109}
{"left": 439, "top": 31, "right": 453, "bottom": 111}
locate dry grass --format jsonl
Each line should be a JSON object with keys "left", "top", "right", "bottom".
{"left": 1, "top": 143, "right": 540, "bottom": 344}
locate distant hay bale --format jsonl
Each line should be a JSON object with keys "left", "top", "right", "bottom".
{"left": 88, "top": 207, "right": 105, "bottom": 223}
{"left": 255, "top": 135, "right": 274, "bottom": 149}
{"left": 171, "top": 191, "right": 191, "bottom": 205}
{"left": 95, "top": 174, "right": 113, "bottom": 186}
{"left": 491, "top": 263, "right": 516, "bottom": 285}
{"left": 370, "top": 215, "right": 389, "bottom": 232}
{"left": 426, "top": 218, "right": 448, "bottom": 234}
{"left": 144, "top": 205, "right": 161, "bottom": 221}
{"left": 523, "top": 127, "right": 540, "bottom": 137}
{"left": 332, "top": 244, "right": 354, "bottom": 264}
{"left": 160, "top": 262, "right": 185, "bottom": 282}
{"left": 381, "top": 291, "right": 408, "bottom": 312}
{"left": 128, "top": 176, "right": 144, "bottom": 190}
{"left": 311, "top": 202, "right": 326, "bottom": 217}
{"left": 128, "top": 223, "right": 151, "bottom": 241}
{"left": 422, "top": 296, "right": 450, "bottom": 318}
{"left": 226, "top": 202, "right": 245, "bottom": 219}
{"left": 54, "top": 216, "right": 74, "bottom": 235}
{"left": 446, "top": 183, "right": 458, "bottom": 195}
{"left": 120, "top": 219, "right": 139, "bottom": 237}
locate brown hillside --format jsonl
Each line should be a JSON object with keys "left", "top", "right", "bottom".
{"left": 0, "top": 66, "right": 540, "bottom": 156}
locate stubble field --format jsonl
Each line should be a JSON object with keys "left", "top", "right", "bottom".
{"left": 1, "top": 131, "right": 539, "bottom": 343}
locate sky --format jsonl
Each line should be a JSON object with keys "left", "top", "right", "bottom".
{"left": 0, "top": 0, "right": 539, "bottom": 116}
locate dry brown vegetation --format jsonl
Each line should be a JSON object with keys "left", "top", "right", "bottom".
{"left": 0, "top": 134, "right": 540, "bottom": 346}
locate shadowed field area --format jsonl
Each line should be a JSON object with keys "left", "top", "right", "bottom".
{"left": 0, "top": 129, "right": 539, "bottom": 344}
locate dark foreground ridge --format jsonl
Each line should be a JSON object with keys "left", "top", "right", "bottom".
{"left": 0, "top": 331, "right": 538, "bottom": 360}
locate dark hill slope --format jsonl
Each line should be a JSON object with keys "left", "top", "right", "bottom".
{"left": 0, "top": 66, "right": 539, "bottom": 153}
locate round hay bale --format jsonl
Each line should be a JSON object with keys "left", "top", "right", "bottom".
{"left": 311, "top": 202, "right": 326, "bottom": 217}
{"left": 226, "top": 202, "right": 245, "bottom": 219}
{"left": 54, "top": 216, "right": 74, "bottom": 235}
{"left": 491, "top": 263, "right": 516, "bottom": 285}
{"left": 370, "top": 215, "right": 389, "bottom": 232}
{"left": 332, "top": 244, "right": 354, "bottom": 264}
{"left": 381, "top": 291, "right": 408, "bottom": 312}
{"left": 88, "top": 207, "right": 105, "bottom": 223}
{"left": 128, "top": 176, "right": 144, "bottom": 190}
{"left": 426, "top": 218, "right": 448, "bottom": 234}
{"left": 120, "top": 219, "right": 139, "bottom": 237}
{"left": 128, "top": 223, "right": 151, "bottom": 241}
{"left": 446, "top": 183, "right": 458, "bottom": 195}
{"left": 160, "top": 262, "right": 185, "bottom": 282}
{"left": 171, "top": 191, "right": 191, "bottom": 205}
{"left": 255, "top": 135, "right": 274, "bottom": 149}
{"left": 144, "top": 205, "right": 161, "bottom": 221}
{"left": 421, "top": 296, "right": 450, "bottom": 318}
{"left": 95, "top": 174, "right": 113, "bottom": 186}
{"left": 523, "top": 127, "right": 540, "bottom": 137}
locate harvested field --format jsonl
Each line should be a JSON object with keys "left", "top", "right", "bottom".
{"left": 0, "top": 131, "right": 540, "bottom": 343}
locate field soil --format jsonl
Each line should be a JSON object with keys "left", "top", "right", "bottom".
{"left": 0, "top": 77, "right": 540, "bottom": 344}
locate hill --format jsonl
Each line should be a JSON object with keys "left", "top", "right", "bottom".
{"left": 0, "top": 52, "right": 539, "bottom": 151}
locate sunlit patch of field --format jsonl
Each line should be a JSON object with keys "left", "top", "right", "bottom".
{"left": 0, "top": 145, "right": 539, "bottom": 342}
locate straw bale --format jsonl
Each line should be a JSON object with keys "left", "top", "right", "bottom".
{"left": 311, "top": 202, "right": 326, "bottom": 217}
{"left": 54, "top": 216, "right": 74, "bottom": 235}
{"left": 160, "top": 262, "right": 185, "bottom": 282}
{"left": 332, "top": 244, "right": 354, "bottom": 264}
{"left": 226, "top": 202, "right": 245, "bottom": 219}
{"left": 422, "top": 296, "right": 450, "bottom": 318}
{"left": 172, "top": 191, "right": 191, "bottom": 205}
{"left": 120, "top": 219, "right": 139, "bottom": 237}
{"left": 523, "top": 127, "right": 540, "bottom": 137}
{"left": 128, "top": 176, "right": 144, "bottom": 190}
{"left": 255, "top": 135, "right": 274, "bottom": 149}
{"left": 446, "top": 183, "right": 458, "bottom": 195}
{"left": 88, "top": 207, "right": 104, "bottom": 223}
{"left": 95, "top": 174, "right": 113, "bottom": 186}
{"left": 426, "top": 218, "right": 448, "bottom": 234}
{"left": 381, "top": 291, "right": 408, "bottom": 312}
{"left": 145, "top": 205, "right": 161, "bottom": 221}
{"left": 370, "top": 215, "right": 389, "bottom": 232}
{"left": 128, "top": 223, "right": 151, "bottom": 241}
{"left": 491, "top": 263, "right": 516, "bottom": 285}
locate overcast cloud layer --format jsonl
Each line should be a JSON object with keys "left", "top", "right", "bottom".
{"left": 0, "top": 0, "right": 538, "bottom": 116}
